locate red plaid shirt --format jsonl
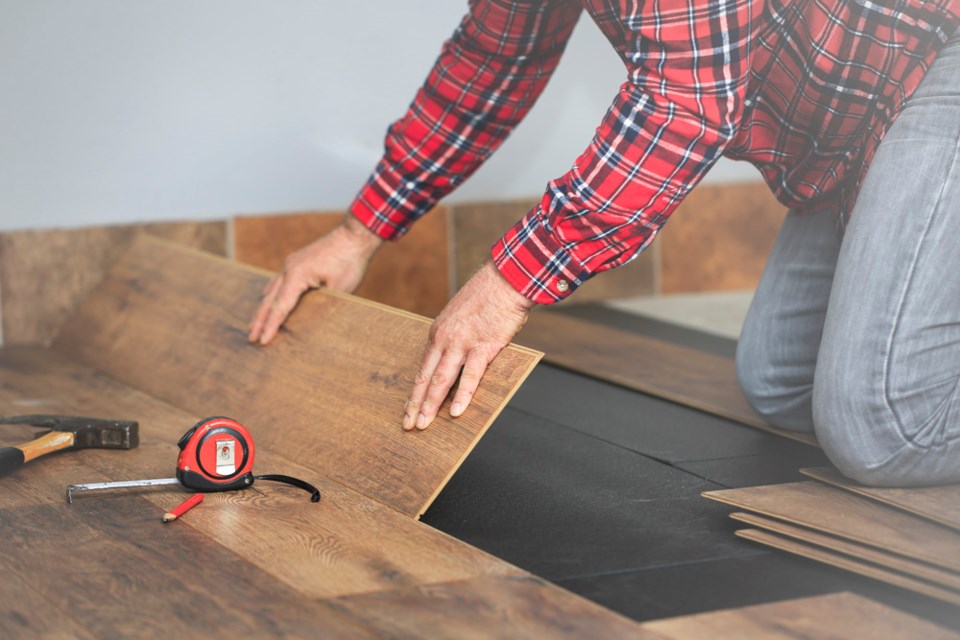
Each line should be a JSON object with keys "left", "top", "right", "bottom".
{"left": 350, "top": 0, "right": 960, "bottom": 304}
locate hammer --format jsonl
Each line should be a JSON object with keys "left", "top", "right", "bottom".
{"left": 0, "top": 415, "right": 139, "bottom": 478}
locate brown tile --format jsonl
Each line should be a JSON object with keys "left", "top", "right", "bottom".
{"left": 659, "top": 182, "right": 786, "bottom": 294}
{"left": 0, "top": 221, "right": 226, "bottom": 346}
{"left": 451, "top": 199, "right": 656, "bottom": 303}
{"left": 234, "top": 209, "right": 450, "bottom": 318}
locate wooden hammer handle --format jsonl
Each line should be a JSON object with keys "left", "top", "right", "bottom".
{"left": 18, "top": 431, "right": 76, "bottom": 463}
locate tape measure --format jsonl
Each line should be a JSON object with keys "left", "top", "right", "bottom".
{"left": 66, "top": 416, "right": 321, "bottom": 503}
{"left": 176, "top": 416, "right": 256, "bottom": 492}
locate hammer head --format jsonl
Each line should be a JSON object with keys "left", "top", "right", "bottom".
{"left": 0, "top": 415, "right": 139, "bottom": 450}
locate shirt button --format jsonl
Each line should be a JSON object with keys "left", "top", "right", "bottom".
{"left": 556, "top": 279, "right": 569, "bottom": 293}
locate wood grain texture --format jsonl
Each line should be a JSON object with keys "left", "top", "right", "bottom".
{"left": 643, "top": 591, "right": 960, "bottom": 639}
{"left": 659, "top": 182, "right": 786, "bottom": 294}
{"left": 0, "top": 570, "right": 98, "bottom": 640}
{"left": 234, "top": 209, "right": 451, "bottom": 318}
{"left": 0, "top": 222, "right": 227, "bottom": 347}
{"left": 452, "top": 199, "right": 658, "bottom": 302}
{"left": 518, "top": 310, "right": 818, "bottom": 446}
{"left": 52, "top": 236, "right": 541, "bottom": 517}
{"left": 737, "top": 529, "right": 960, "bottom": 607}
{"left": 0, "top": 498, "right": 378, "bottom": 639}
{"left": 704, "top": 482, "right": 960, "bottom": 573}
{"left": 731, "top": 512, "right": 960, "bottom": 591}
{"left": 328, "top": 575, "right": 656, "bottom": 639}
{"left": 802, "top": 466, "right": 960, "bottom": 531}
{"left": 0, "top": 347, "right": 520, "bottom": 599}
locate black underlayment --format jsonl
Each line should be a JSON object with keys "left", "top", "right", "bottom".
{"left": 422, "top": 314, "right": 960, "bottom": 630}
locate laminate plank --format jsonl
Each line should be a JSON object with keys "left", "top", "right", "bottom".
{"left": 0, "top": 570, "right": 97, "bottom": 640}
{"left": 802, "top": 466, "right": 960, "bottom": 531}
{"left": 328, "top": 575, "right": 656, "bottom": 639}
{"left": 731, "top": 512, "right": 960, "bottom": 591}
{"left": 517, "top": 310, "right": 818, "bottom": 446}
{"left": 0, "top": 498, "right": 377, "bottom": 639}
{"left": 52, "top": 236, "right": 541, "bottom": 517}
{"left": 704, "top": 482, "right": 960, "bottom": 573}
{"left": 643, "top": 591, "right": 960, "bottom": 639}
{"left": 0, "top": 346, "right": 522, "bottom": 599}
{"left": 0, "top": 222, "right": 226, "bottom": 346}
{"left": 234, "top": 209, "right": 451, "bottom": 317}
{"left": 737, "top": 529, "right": 960, "bottom": 607}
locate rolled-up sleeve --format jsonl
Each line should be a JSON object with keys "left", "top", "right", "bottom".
{"left": 350, "top": 0, "right": 583, "bottom": 240}
{"left": 493, "top": 0, "right": 762, "bottom": 303}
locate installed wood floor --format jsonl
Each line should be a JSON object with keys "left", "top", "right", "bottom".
{"left": 3, "top": 239, "right": 958, "bottom": 636}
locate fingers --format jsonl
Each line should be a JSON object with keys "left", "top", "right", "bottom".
{"left": 404, "top": 346, "right": 468, "bottom": 431}
{"left": 248, "top": 277, "right": 282, "bottom": 343}
{"left": 256, "top": 278, "right": 310, "bottom": 345}
{"left": 451, "top": 349, "right": 489, "bottom": 418}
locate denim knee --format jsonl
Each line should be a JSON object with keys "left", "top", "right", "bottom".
{"left": 735, "top": 340, "right": 814, "bottom": 432}
{"left": 811, "top": 371, "right": 957, "bottom": 487}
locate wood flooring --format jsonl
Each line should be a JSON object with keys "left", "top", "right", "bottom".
{"left": 0, "top": 238, "right": 670, "bottom": 637}
{"left": 642, "top": 591, "right": 960, "bottom": 639}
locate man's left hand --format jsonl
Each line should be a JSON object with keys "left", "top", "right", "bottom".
{"left": 403, "top": 260, "right": 535, "bottom": 431}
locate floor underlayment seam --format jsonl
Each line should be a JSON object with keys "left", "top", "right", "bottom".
{"left": 550, "top": 550, "right": 773, "bottom": 584}
{"left": 505, "top": 403, "right": 722, "bottom": 473}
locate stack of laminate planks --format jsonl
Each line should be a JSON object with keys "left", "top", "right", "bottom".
{"left": 704, "top": 468, "right": 960, "bottom": 608}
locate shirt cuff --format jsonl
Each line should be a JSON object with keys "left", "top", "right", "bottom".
{"left": 490, "top": 204, "right": 590, "bottom": 305}
{"left": 348, "top": 159, "right": 437, "bottom": 242}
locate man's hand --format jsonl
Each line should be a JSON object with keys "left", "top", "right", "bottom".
{"left": 248, "top": 214, "right": 383, "bottom": 345}
{"left": 403, "top": 260, "right": 535, "bottom": 431}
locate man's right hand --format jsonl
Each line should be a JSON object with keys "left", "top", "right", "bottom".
{"left": 248, "top": 213, "right": 383, "bottom": 345}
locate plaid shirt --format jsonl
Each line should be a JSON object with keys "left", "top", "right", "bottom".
{"left": 350, "top": 0, "right": 960, "bottom": 304}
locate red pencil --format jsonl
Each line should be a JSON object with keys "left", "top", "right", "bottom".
{"left": 162, "top": 493, "right": 204, "bottom": 523}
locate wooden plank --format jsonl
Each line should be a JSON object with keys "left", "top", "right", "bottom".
{"left": 0, "top": 570, "right": 97, "bottom": 640}
{"left": 234, "top": 209, "right": 451, "bottom": 318}
{"left": 0, "top": 346, "right": 522, "bottom": 599}
{"left": 451, "top": 198, "right": 658, "bottom": 302}
{"left": 659, "top": 182, "right": 785, "bottom": 294}
{"left": 0, "top": 222, "right": 227, "bottom": 346}
{"left": 737, "top": 529, "right": 960, "bottom": 607}
{"left": 643, "top": 591, "right": 960, "bottom": 639}
{"left": 52, "top": 236, "right": 541, "bottom": 517}
{"left": 518, "top": 310, "right": 818, "bottom": 446}
{"left": 802, "top": 466, "right": 960, "bottom": 531}
{"left": 731, "top": 512, "right": 960, "bottom": 591}
{"left": 328, "top": 575, "right": 656, "bottom": 639}
{"left": 0, "top": 498, "right": 378, "bottom": 639}
{"left": 704, "top": 482, "right": 960, "bottom": 573}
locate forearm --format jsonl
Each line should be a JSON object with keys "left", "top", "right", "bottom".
{"left": 350, "top": 0, "right": 582, "bottom": 241}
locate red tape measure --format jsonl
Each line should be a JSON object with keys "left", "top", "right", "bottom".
{"left": 176, "top": 416, "right": 256, "bottom": 492}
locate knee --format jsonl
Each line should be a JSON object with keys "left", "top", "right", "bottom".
{"left": 811, "top": 374, "right": 954, "bottom": 487}
{"left": 735, "top": 341, "right": 813, "bottom": 431}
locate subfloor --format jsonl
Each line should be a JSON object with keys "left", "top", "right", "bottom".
{"left": 421, "top": 296, "right": 960, "bottom": 629}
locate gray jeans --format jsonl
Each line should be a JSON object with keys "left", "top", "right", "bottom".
{"left": 735, "top": 34, "right": 960, "bottom": 487}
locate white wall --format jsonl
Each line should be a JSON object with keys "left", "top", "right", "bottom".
{"left": 0, "top": 1, "right": 759, "bottom": 232}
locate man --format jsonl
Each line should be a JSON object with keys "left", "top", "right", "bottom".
{"left": 249, "top": 1, "right": 960, "bottom": 487}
